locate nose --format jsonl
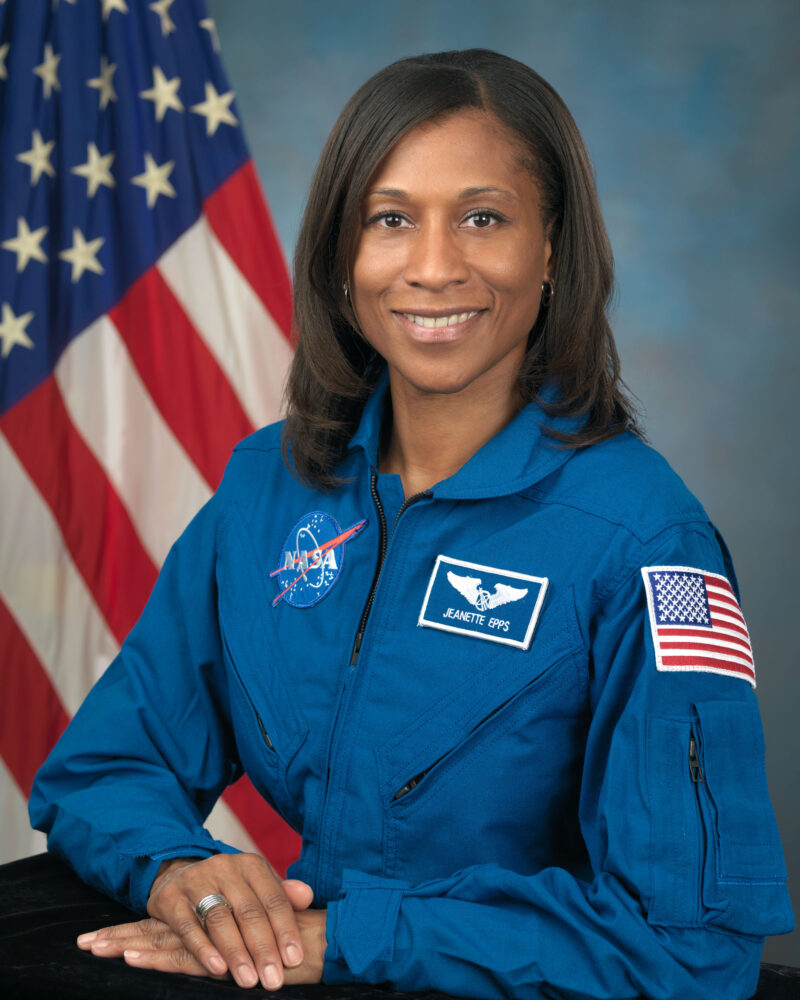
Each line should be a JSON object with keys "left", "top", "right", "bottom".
{"left": 403, "top": 221, "right": 470, "bottom": 290}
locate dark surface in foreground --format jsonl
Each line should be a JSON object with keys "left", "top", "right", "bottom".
{"left": 1, "top": 853, "right": 797, "bottom": 999}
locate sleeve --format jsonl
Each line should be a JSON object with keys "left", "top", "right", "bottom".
{"left": 29, "top": 495, "right": 242, "bottom": 914}
{"left": 322, "top": 524, "right": 794, "bottom": 1000}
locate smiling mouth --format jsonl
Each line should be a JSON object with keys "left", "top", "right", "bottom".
{"left": 398, "top": 310, "right": 480, "bottom": 329}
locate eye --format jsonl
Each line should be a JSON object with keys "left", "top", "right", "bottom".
{"left": 463, "top": 210, "right": 504, "bottom": 229}
{"left": 367, "top": 211, "right": 411, "bottom": 229}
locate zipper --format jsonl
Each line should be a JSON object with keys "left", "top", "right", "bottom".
{"left": 392, "top": 693, "right": 517, "bottom": 801}
{"left": 689, "top": 724, "right": 707, "bottom": 922}
{"left": 222, "top": 631, "right": 275, "bottom": 752}
{"left": 314, "top": 468, "right": 431, "bottom": 896}
{"left": 349, "top": 470, "right": 431, "bottom": 666}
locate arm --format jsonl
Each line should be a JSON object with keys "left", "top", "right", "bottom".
{"left": 323, "top": 526, "right": 793, "bottom": 1000}
{"left": 28, "top": 495, "right": 315, "bottom": 989}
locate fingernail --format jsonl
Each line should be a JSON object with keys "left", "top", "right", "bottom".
{"left": 285, "top": 943, "right": 302, "bottom": 966}
{"left": 91, "top": 940, "right": 110, "bottom": 950}
{"left": 124, "top": 950, "right": 142, "bottom": 961}
{"left": 77, "top": 932, "right": 97, "bottom": 946}
{"left": 237, "top": 964, "right": 258, "bottom": 988}
{"left": 208, "top": 954, "right": 227, "bottom": 975}
{"left": 264, "top": 964, "right": 283, "bottom": 990}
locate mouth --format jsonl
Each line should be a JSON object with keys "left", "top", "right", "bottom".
{"left": 392, "top": 308, "right": 485, "bottom": 343}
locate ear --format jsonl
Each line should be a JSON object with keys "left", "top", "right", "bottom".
{"left": 543, "top": 236, "right": 553, "bottom": 284}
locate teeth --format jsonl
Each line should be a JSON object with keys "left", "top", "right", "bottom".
{"left": 403, "top": 311, "right": 478, "bottom": 328}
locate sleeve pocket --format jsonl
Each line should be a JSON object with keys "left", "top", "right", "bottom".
{"left": 645, "top": 704, "right": 793, "bottom": 936}
{"left": 692, "top": 699, "right": 792, "bottom": 935}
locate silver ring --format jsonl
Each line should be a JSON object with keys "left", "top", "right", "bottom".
{"left": 195, "top": 893, "right": 233, "bottom": 924}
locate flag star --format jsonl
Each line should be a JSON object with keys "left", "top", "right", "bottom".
{"left": 87, "top": 55, "right": 118, "bottom": 109}
{"left": 140, "top": 66, "right": 183, "bottom": 121}
{"left": 101, "top": 0, "right": 128, "bottom": 20}
{"left": 0, "top": 42, "right": 9, "bottom": 81}
{"left": 199, "top": 17, "right": 220, "bottom": 52}
{"left": 149, "top": 0, "right": 176, "bottom": 36}
{"left": 131, "top": 153, "right": 176, "bottom": 208}
{"left": 191, "top": 81, "right": 237, "bottom": 135}
{"left": 17, "top": 130, "right": 56, "bottom": 185}
{"left": 0, "top": 303, "right": 35, "bottom": 359}
{"left": 71, "top": 142, "right": 116, "bottom": 197}
{"left": 59, "top": 228, "right": 105, "bottom": 282}
{"left": 2, "top": 218, "right": 48, "bottom": 272}
{"left": 34, "top": 42, "right": 61, "bottom": 99}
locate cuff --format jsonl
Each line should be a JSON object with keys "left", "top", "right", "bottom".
{"left": 323, "top": 869, "right": 409, "bottom": 977}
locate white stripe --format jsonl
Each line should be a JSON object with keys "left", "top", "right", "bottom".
{"left": 158, "top": 214, "right": 292, "bottom": 429}
{"left": 55, "top": 315, "right": 212, "bottom": 568}
{"left": 206, "top": 798, "right": 260, "bottom": 855}
{"left": 706, "top": 582, "right": 736, "bottom": 599}
{"left": 659, "top": 634, "right": 754, "bottom": 659}
{"left": 0, "top": 758, "right": 47, "bottom": 864}
{"left": 709, "top": 607, "right": 750, "bottom": 631}
{"left": 658, "top": 622, "right": 751, "bottom": 644}
{"left": 0, "top": 433, "right": 118, "bottom": 714}
{"left": 661, "top": 647, "right": 755, "bottom": 669}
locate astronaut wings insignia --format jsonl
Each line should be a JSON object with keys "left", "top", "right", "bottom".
{"left": 447, "top": 571, "right": 528, "bottom": 612}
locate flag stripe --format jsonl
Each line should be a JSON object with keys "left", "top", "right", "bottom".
{"left": 661, "top": 647, "right": 755, "bottom": 669}
{"left": 659, "top": 639, "right": 754, "bottom": 663}
{"left": 0, "top": 433, "right": 118, "bottom": 715}
{"left": 56, "top": 315, "right": 212, "bottom": 569}
{"left": 0, "top": 595, "right": 70, "bottom": 797}
{"left": 204, "top": 161, "right": 293, "bottom": 340}
{"left": 0, "top": 758, "right": 47, "bottom": 859}
{"left": 661, "top": 655, "right": 756, "bottom": 679}
{"left": 109, "top": 268, "right": 255, "bottom": 491}
{"left": 659, "top": 619, "right": 750, "bottom": 641}
{"left": 707, "top": 589, "right": 742, "bottom": 613}
{"left": 706, "top": 578, "right": 735, "bottom": 597}
{"left": 207, "top": 794, "right": 261, "bottom": 856}
{"left": 0, "top": 377, "right": 156, "bottom": 643}
{"left": 158, "top": 213, "right": 293, "bottom": 431}
{"left": 657, "top": 626, "right": 752, "bottom": 652}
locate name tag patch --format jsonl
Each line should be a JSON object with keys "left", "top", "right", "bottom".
{"left": 418, "top": 555, "right": 548, "bottom": 649}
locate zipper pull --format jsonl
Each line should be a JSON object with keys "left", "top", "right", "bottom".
{"left": 350, "top": 630, "right": 363, "bottom": 666}
{"left": 255, "top": 710, "right": 274, "bottom": 751}
{"left": 393, "top": 774, "right": 423, "bottom": 801}
{"left": 689, "top": 734, "right": 704, "bottom": 783}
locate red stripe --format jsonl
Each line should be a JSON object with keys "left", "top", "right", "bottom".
{"left": 109, "top": 269, "right": 255, "bottom": 490}
{"left": 221, "top": 776, "right": 301, "bottom": 877}
{"left": 704, "top": 574, "right": 734, "bottom": 596}
{"left": 708, "top": 599, "right": 746, "bottom": 623}
{"left": 707, "top": 590, "right": 741, "bottom": 612}
{"left": 204, "top": 161, "right": 293, "bottom": 341}
{"left": 661, "top": 654, "right": 755, "bottom": 678}
{"left": 659, "top": 640, "right": 753, "bottom": 665}
{"left": 0, "top": 596, "right": 70, "bottom": 796}
{"left": 0, "top": 379, "right": 157, "bottom": 643}
{"left": 657, "top": 626, "right": 752, "bottom": 653}
{"left": 659, "top": 619, "right": 750, "bottom": 640}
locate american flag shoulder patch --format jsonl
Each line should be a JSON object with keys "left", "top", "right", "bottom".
{"left": 641, "top": 565, "right": 755, "bottom": 687}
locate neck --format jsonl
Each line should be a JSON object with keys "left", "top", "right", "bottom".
{"left": 381, "top": 374, "right": 523, "bottom": 498}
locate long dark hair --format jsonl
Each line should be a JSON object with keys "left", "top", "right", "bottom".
{"left": 283, "top": 49, "right": 640, "bottom": 489}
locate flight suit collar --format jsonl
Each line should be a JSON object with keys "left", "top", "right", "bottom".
{"left": 347, "top": 369, "right": 582, "bottom": 499}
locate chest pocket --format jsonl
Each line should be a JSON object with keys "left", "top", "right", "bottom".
{"left": 375, "top": 590, "right": 587, "bottom": 882}
{"left": 646, "top": 700, "right": 791, "bottom": 935}
{"left": 216, "top": 505, "right": 308, "bottom": 826}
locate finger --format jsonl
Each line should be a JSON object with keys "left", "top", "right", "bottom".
{"left": 250, "top": 868, "right": 307, "bottom": 969}
{"left": 201, "top": 897, "right": 270, "bottom": 989}
{"left": 77, "top": 918, "right": 169, "bottom": 949}
{"left": 159, "top": 897, "right": 231, "bottom": 979}
{"left": 124, "top": 945, "right": 226, "bottom": 979}
{"left": 89, "top": 927, "right": 183, "bottom": 958}
{"left": 282, "top": 879, "right": 314, "bottom": 911}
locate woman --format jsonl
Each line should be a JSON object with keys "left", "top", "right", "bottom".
{"left": 30, "top": 50, "right": 792, "bottom": 999}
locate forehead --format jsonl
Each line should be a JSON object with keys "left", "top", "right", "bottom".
{"left": 364, "top": 110, "right": 535, "bottom": 196}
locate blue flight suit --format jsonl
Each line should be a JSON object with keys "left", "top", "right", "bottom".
{"left": 30, "top": 376, "right": 793, "bottom": 999}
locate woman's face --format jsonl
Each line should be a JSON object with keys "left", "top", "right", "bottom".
{"left": 351, "top": 110, "right": 552, "bottom": 404}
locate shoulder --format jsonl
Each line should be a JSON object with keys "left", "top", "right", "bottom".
{"left": 231, "top": 420, "right": 285, "bottom": 455}
{"left": 527, "top": 431, "right": 710, "bottom": 545}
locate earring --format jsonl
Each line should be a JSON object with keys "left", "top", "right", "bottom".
{"left": 541, "top": 280, "right": 554, "bottom": 308}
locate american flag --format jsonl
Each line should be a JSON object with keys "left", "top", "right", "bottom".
{"left": 0, "top": 0, "right": 300, "bottom": 871}
{"left": 642, "top": 566, "right": 756, "bottom": 686}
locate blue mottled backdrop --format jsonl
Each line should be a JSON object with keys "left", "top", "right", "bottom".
{"left": 207, "top": 0, "right": 799, "bottom": 963}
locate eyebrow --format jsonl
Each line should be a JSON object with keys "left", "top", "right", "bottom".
{"left": 367, "top": 185, "right": 519, "bottom": 202}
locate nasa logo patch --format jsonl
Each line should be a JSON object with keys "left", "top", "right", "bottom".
{"left": 418, "top": 555, "right": 548, "bottom": 649}
{"left": 271, "top": 511, "right": 367, "bottom": 608}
